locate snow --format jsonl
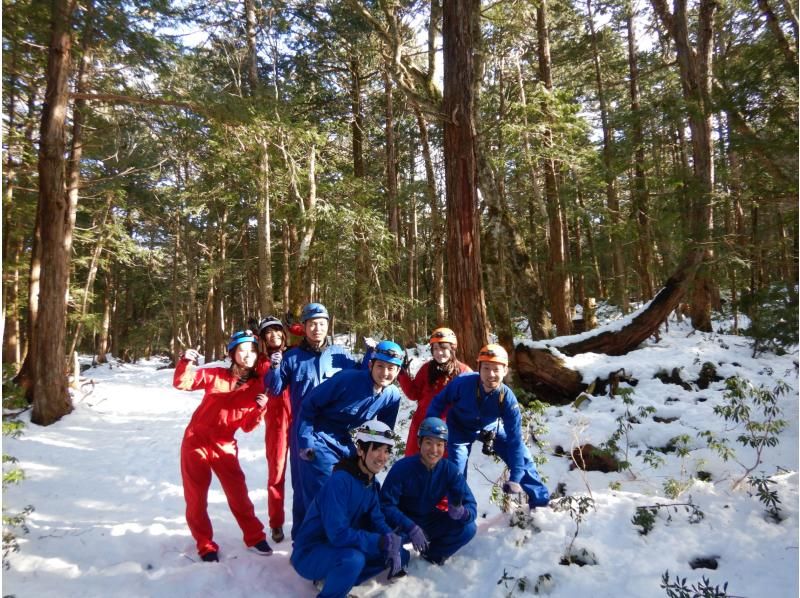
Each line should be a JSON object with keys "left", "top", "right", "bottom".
{"left": 3, "top": 318, "right": 799, "bottom": 597}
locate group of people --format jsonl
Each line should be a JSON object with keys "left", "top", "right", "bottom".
{"left": 172, "top": 302, "right": 550, "bottom": 597}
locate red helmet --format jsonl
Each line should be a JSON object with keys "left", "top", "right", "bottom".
{"left": 429, "top": 327, "right": 457, "bottom": 346}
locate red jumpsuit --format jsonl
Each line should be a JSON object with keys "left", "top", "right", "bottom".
{"left": 264, "top": 383, "right": 291, "bottom": 529}
{"left": 174, "top": 358, "right": 268, "bottom": 557}
{"left": 397, "top": 360, "right": 472, "bottom": 456}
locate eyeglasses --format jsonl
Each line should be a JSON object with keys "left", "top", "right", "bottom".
{"left": 426, "top": 425, "right": 447, "bottom": 434}
{"left": 480, "top": 349, "right": 499, "bottom": 358}
{"left": 358, "top": 426, "right": 393, "bottom": 439}
{"left": 377, "top": 348, "right": 402, "bottom": 359}
{"left": 431, "top": 331, "right": 447, "bottom": 339}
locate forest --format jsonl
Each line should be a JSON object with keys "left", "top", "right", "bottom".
{"left": 2, "top": 0, "right": 797, "bottom": 425}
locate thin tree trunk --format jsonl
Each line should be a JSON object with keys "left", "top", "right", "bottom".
{"left": 757, "top": 0, "right": 798, "bottom": 73}
{"left": 626, "top": 3, "right": 655, "bottom": 300}
{"left": 31, "top": 0, "right": 78, "bottom": 425}
{"left": 587, "top": 0, "right": 627, "bottom": 312}
{"left": 95, "top": 275, "right": 111, "bottom": 363}
{"left": 537, "top": 0, "right": 572, "bottom": 335}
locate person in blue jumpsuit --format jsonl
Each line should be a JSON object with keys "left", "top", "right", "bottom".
{"left": 291, "top": 420, "right": 410, "bottom": 598}
{"left": 264, "top": 302, "right": 371, "bottom": 539}
{"left": 380, "top": 417, "right": 477, "bottom": 565}
{"left": 295, "top": 340, "right": 404, "bottom": 518}
{"left": 426, "top": 344, "right": 550, "bottom": 508}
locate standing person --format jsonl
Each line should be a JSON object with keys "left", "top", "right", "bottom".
{"left": 173, "top": 331, "right": 273, "bottom": 562}
{"left": 425, "top": 344, "right": 550, "bottom": 509}
{"left": 264, "top": 302, "right": 368, "bottom": 539}
{"left": 257, "top": 316, "right": 291, "bottom": 543}
{"left": 291, "top": 421, "right": 410, "bottom": 598}
{"left": 398, "top": 327, "right": 471, "bottom": 456}
{"left": 380, "top": 417, "right": 477, "bottom": 565}
{"left": 295, "top": 340, "right": 404, "bottom": 516}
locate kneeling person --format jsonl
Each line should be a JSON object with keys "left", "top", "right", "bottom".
{"left": 291, "top": 421, "right": 409, "bottom": 598}
{"left": 380, "top": 418, "right": 477, "bottom": 565}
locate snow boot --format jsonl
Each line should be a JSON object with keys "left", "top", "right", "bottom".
{"left": 248, "top": 540, "right": 273, "bottom": 556}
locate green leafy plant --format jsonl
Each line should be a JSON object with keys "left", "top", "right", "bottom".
{"left": 748, "top": 474, "right": 782, "bottom": 522}
{"left": 552, "top": 494, "right": 595, "bottom": 564}
{"left": 601, "top": 387, "right": 655, "bottom": 471}
{"left": 700, "top": 377, "right": 788, "bottom": 488}
{"left": 738, "top": 282, "right": 798, "bottom": 357}
{"left": 661, "top": 570, "right": 743, "bottom": 598}
{"left": 632, "top": 502, "right": 704, "bottom": 535}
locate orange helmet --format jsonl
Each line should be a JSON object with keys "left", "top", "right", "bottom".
{"left": 477, "top": 343, "right": 509, "bottom": 366}
{"left": 429, "top": 327, "right": 457, "bottom": 346}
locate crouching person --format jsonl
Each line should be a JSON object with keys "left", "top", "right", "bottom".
{"left": 291, "top": 420, "right": 410, "bottom": 598}
{"left": 380, "top": 417, "right": 477, "bottom": 565}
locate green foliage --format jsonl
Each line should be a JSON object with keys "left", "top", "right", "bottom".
{"left": 552, "top": 494, "right": 595, "bottom": 560}
{"left": 634, "top": 501, "right": 705, "bottom": 535}
{"left": 601, "top": 387, "right": 654, "bottom": 471}
{"left": 748, "top": 474, "right": 782, "bottom": 522}
{"left": 661, "top": 571, "right": 735, "bottom": 598}
{"left": 739, "top": 284, "right": 798, "bottom": 357}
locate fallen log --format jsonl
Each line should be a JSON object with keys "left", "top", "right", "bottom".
{"left": 515, "top": 256, "right": 698, "bottom": 403}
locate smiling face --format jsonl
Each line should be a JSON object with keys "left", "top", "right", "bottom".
{"left": 263, "top": 327, "right": 284, "bottom": 351}
{"left": 418, "top": 436, "right": 446, "bottom": 470}
{"left": 370, "top": 359, "right": 400, "bottom": 389}
{"left": 479, "top": 361, "right": 508, "bottom": 392}
{"left": 357, "top": 442, "right": 391, "bottom": 477}
{"left": 232, "top": 342, "right": 258, "bottom": 369}
{"left": 304, "top": 317, "right": 329, "bottom": 346}
{"left": 430, "top": 342, "right": 454, "bottom": 364}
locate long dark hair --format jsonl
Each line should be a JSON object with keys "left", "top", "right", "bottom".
{"left": 427, "top": 356, "right": 462, "bottom": 386}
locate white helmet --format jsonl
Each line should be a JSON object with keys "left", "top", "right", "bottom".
{"left": 354, "top": 419, "right": 395, "bottom": 447}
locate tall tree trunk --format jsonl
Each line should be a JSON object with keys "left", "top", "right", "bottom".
{"left": 170, "top": 208, "right": 182, "bottom": 363}
{"left": 288, "top": 145, "right": 318, "bottom": 314}
{"left": 413, "top": 104, "right": 446, "bottom": 326}
{"left": 537, "top": 0, "right": 572, "bottom": 335}
{"left": 651, "top": 0, "right": 718, "bottom": 332}
{"left": 757, "top": 0, "right": 798, "bottom": 73}
{"left": 4, "top": 238, "right": 23, "bottom": 365}
{"left": 67, "top": 192, "right": 112, "bottom": 359}
{"left": 626, "top": 4, "right": 655, "bottom": 301}
{"left": 31, "top": 0, "right": 77, "bottom": 425}
{"left": 587, "top": 0, "right": 627, "bottom": 312}
{"left": 95, "top": 275, "right": 111, "bottom": 363}
{"left": 257, "top": 142, "right": 275, "bottom": 315}
{"left": 442, "top": 0, "right": 490, "bottom": 362}
{"left": 384, "top": 60, "right": 401, "bottom": 297}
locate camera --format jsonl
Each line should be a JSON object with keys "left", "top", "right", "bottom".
{"left": 478, "top": 429, "right": 496, "bottom": 456}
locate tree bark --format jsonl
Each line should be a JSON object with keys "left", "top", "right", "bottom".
{"left": 626, "top": 4, "right": 655, "bottom": 301}
{"left": 537, "top": 0, "right": 572, "bottom": 335}
{"left": 31, "top": 0, "right": 77, "bottom": 425}
{"left": 586, "top": 0, "right": 628, "bottom": 312}
{"left": 516, "top": 253, "right": 702, "bottom": 402}
{"left": 442, "top": 0, "right": 490, "bottom": 362}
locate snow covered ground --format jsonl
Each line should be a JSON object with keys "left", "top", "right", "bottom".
{"left": 3, "top": 318, "right": 798, "bottom": 597}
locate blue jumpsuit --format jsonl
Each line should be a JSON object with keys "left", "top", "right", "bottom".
{"left": 297, "top": 369, "right": 401, "bottom": 514}
{"left": 380, "top": 454, "right": 477, "bottom": 563}
{"left": 291, "top": 458, "right": 410, "bottom": 598}
{"left": 264, "top": 341, "right": 366, "bottom": 538}
{"left": 426, "top": 373, "right": 550, "bottom": 507}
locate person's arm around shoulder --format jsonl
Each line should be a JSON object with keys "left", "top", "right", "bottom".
{"left": 426, "top": 372, "right": 462, "bottom": 419}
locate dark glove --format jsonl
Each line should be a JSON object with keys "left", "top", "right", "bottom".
{"left": 270, "top": 351, "right": 282, "bottom": 369}
{"left": 401, "top": 352, "right": 411, "bottom": 372}
{"left": 502, "top": 480, "right": 523, "bottom": 495}
{"left": 381, "top": 532, "right": 403, "bottom": 577}
{"left": 408, "top": 525, "right": 428, "bottom": 552}
{"left": 299, "top": 448, "right": 315, "bottom": 462}
{"left": 447, "top": 503, "right": 470, "bottom": 522}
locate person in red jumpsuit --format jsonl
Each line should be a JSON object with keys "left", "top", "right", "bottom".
{"left": 256, "top": 316, "right": 292, "bottom": 544}
{"left": 397, "top": 327, "right": 471, "bottom": 456}
{"left": 174, "top": 331, "right": 273, "bottom": 562}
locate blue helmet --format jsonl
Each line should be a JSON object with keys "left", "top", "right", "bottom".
{"left": 372, "top": 340, "right": 404, "bottom": 366}
{"left": 300, "top": 302, "right": 329, "bottom": 323}
{"left": 227, "top": 331, "right": 257, "bottom": 352}
{"left": 418, "top": 417, "right": 448, "bottom": 441}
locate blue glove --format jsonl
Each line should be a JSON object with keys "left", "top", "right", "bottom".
{"left": 299, "top": 448, "right": 315, "bottom": 462}
{"left": 382, "top": 532, "right": 403, "bottom": 577}
{"left": 408, "top": 525, "right": 428, "bottom": 552}
{"left": 502, "top": 480, "right": 523, "bottom": 495}
{"left": 448, "top": 503, "right": 470, "bottom": 522}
